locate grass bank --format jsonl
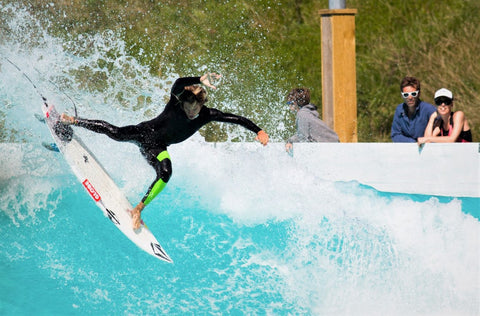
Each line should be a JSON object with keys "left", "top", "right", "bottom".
{"left": 1, "top": 0, "right": 478, "bottom": 142}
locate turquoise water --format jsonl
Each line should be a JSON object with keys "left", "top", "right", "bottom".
{"left": 1, "top": 162, "right": 479, "bottom": 315}
{"left": 1, "top": 4, "right": 479, "bottom": 315}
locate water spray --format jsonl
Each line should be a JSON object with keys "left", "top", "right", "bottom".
{"left": 1, "top": 54, "right": 78, "bottom": 118}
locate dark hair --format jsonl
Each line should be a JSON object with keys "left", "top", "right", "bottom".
{"left": 433, "top": 115, "right": 443, "bottom": 130}
{"left": 287, "top": 88, "right": 311, "bottom": 107}
{"left": 400, "top": 76, "right": 421, "bottom": 92}
{"left": 180, "top": 85, "right": 208, "bottom": 105}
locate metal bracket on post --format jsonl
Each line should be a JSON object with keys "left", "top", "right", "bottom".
{"left": 329, "top": 0, "right": 346, "bottom": 9}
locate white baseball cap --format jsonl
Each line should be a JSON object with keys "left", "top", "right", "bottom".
{"left": 434, "top": 88, "right": 453, "bottom": 100}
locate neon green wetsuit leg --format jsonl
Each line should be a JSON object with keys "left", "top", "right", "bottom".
{"left": 143, "top": 150, "right": 170, "bottom": 206}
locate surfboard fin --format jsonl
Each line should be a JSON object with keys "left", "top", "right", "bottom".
{"left": 35, "top": 113, "right": 46, "bottom": 123}
{"left": 42, "top": 142, "right": 60, "bottom": 152}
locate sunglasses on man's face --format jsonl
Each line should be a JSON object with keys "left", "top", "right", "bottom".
{"left": 435, "top": 97, "right": 453, "bottom": 106}
{"left": 401, "top": 90, "right": 419, "bottom": 98}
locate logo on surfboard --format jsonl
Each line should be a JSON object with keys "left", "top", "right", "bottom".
{"left": 151, "top": 243, "right": 172, "bottom": 262}
{"left": 82, "top": 179, "right": 101, "bottom": 202}
{"left": 105, "top": 208, "right": 120, "bottom": 225}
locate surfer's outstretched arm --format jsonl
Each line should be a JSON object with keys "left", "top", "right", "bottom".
{"left": 206, "top": 109, "right": 269, "bottom": 146}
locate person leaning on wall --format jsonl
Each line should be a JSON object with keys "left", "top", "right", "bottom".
{"left": 417, "top": 88, "right": 472, "bottom": 144}
{"left": 391, "top": 76, "right": 436, "bottom": 142}
{"left": 285, "top": 88, "right": 339, "bottom": 155}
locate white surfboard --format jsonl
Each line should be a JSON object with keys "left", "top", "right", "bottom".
{"left": 41, "top": 103, "right": 172, "bottom": 263}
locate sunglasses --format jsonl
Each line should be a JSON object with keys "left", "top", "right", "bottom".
{"left": 286, "top": 101, "right": 294, "bottom": 105}
{"left": 401, "top": 90, "right": 419, "bottom": 98}
{"left": 435, "top": 97, "right": 452, "bottom": 106}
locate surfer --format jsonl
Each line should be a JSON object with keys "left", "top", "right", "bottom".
{"left": 61, "top": 73, "right": 269, "bottom": 230}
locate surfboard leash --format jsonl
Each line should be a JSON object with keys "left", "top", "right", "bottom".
{"left": 2, "top": 54, "right": 78, "bottom": 117}
{"left": 3, "top": 56, "right": 48, "bottom": 105}
{"left": 33, "top": 66, "right": 79, "bottom": 118}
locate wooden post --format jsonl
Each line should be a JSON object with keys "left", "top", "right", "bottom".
{"left": 319, "top": 9, "right": 358, "bottom": 142}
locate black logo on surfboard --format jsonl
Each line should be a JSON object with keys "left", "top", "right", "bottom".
{"left": 106, "top": 208, "right": 120, "bottom": 225}
{"left": 151, "top": 243, "right": 171, "bottom": 262}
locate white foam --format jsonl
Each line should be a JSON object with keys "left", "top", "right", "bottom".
{"left": 167, "top": 141, "right": 479, "bottom": 313}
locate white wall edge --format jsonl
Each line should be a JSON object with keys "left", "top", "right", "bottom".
{"left": 3, "top": 142, "right": 479, "bottom": 198}
{"left": 201, "top": 142, "right": 480, "bottom": 198}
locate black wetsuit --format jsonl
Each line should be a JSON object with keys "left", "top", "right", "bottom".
{"left": 75, "top": 76, "right": 262, "bottom": 205}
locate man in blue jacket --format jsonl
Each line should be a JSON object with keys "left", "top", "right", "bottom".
{"left": 391, "top": 76, "right": 436, "bottom": 142}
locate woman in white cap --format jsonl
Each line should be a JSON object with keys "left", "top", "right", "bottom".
{"left": 418, "top": 88, "right": 472, "bottom": 144}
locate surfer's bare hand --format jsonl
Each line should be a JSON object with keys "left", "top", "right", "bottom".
{"left": 256, "top": 130, "right": 269, "bottom": 146}
{"left": 200, "top": 73, "right": 221, "bottom": 90}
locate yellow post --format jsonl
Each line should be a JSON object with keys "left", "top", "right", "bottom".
{"left": 319, "top": 9, "right": 358, "bottom": 142}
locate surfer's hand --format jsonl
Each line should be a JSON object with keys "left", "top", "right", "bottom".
{"left": 256, "top": 130, "right": 269, "bottom": 146}
{"left": 200, "top": 73, "right": 221, "bottom": 90}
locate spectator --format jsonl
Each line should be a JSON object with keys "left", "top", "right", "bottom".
{"left": 391, "top": 76, "right": 436, "bottom": 142}
{"left": 418, "top": 88, "right": 472, "bottom": 144}
{"left": 285, "top": 88, "right": 339, "bottom": 154}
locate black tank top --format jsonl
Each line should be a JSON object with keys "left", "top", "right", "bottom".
{"left": 439, "top": 112, "right": 472, "bottom": 142}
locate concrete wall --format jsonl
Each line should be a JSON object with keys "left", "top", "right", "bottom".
{"left": 202, "top": 142, "right": 480, "bottom": 198}
{"left": 2, "top": 142, "right": 479, "bottom": 198}
{"left": 290, "top": 142, "right": 479, "bottom": 198}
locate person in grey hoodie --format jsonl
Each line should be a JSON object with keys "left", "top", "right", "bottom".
{"left": 285, "top": 88, "right": 339, "bottom": 154}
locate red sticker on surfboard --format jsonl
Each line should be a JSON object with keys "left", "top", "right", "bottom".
{"left": 82, "top": 179, "right": 101, "bottom": 202}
